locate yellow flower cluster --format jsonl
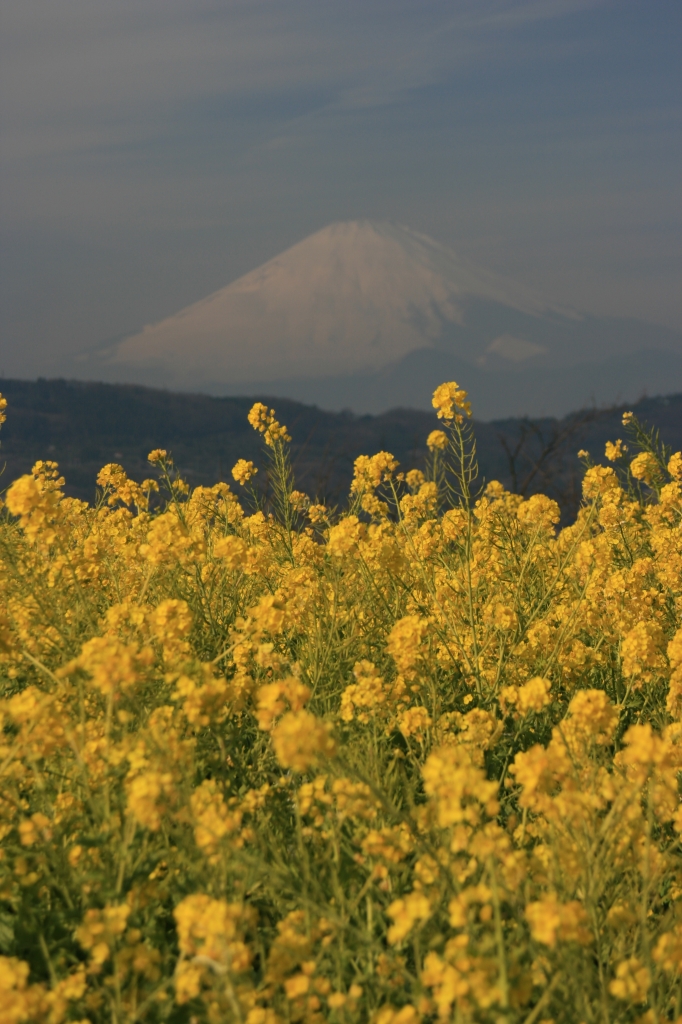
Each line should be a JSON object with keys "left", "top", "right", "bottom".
{"left": 247, "top": 401, "right": 291, "bottom": 447}
{"left": 351, "top": 451, "right": 399, "bottom": 494}
{"left": 232, "top": 458, "right": 258, "bottom": 485}
{"left": 431, "top": 381, "right": 472, "bottom": 422}
{"left": 0, "top": 384, "right": 680, "bottom": 1023}
{"left": 426, "top": 429, "right": 448, "bottom": 451}
{"left": 605, "top": 438, "right": 628, "bottom": 461}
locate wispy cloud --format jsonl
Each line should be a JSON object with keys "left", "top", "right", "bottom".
{"left": 0, "top": 0, "right": 610, "bottom": 162}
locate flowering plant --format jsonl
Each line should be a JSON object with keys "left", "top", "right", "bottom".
{"left": 0, "top": 385, "right": 681, "bottom": 1023}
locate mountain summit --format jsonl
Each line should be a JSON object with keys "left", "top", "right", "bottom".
{"left": 104, "top": 221, "right": 564, "bottom": 382}
{"left": 86, "top": 221, "right": 681, "bottom": 419}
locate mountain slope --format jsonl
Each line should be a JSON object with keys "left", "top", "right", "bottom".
{"left": 77, "top": 221, "right": 682, "bottom": 419}
{"left": 97, "top": 221, "right": 563, "bottom": 382}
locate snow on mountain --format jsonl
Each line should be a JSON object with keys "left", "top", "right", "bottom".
{"left": 83, "top": 220, "right": 681, "bottom": 419}
{"left": 101, "top": 221, "right": 567, "bottom": 383}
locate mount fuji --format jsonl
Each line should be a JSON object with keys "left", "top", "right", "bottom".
{"left": 80, "top": 221, "right": 682, "bottom": 420}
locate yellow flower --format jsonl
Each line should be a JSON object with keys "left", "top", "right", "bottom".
{"left": 271, "top": 710, "right": 336, "bottom": 772}
{"left": 147, "top": 448, "right": 167, "bottom": 463}
{"left": 630, "top": 451, "right": 659, "bottom": 485}
{"left": 485, "top": 479, "right": 507, "bottom": 499}
{"left": 387, "top": 615, "right": 428, "bottom": 676}
{"left": 284, "top": 973, "right": 310, "bottom": 998}
{"left": 421, "top": 952, "right": 471, "bottom": 1019}
{"left": 141, "top": 510, "right": 198, "bottom": 565}
{"left": 561, "top": 689, "right": 619, "bottom": 749}
{"left": 387, "top": 892, "right": 431, "bottom": 944}
{"left": 246, "top": 1011, "right": 282, "bottom": 1024}
{"left": 18, "top": 813, "right": 52, "bottom": 847}
{"left": 63, "top": 635, "right": 143, "bottom": 695}
{"left": 3, "top": 368, "right": 682, "bottom": 1020}
{"left": 431, "top": 381, "right": 471, "bottom": 422}
{"left": 375, "top": 1005, "right": 420, "bottom": 1024}
{"left": 668, "top": 451, "right": 682, "bottom": 480}
{"left": 232, "top": 459, "right": 258, "bottom": 484}
{"left": 250, "top": 593, "right": 286, "bottom": 634}
{"left": 582, "top": 464, "right": 620, "bottom": 500}
{"left": 609, "top": 957, "right": 650, "bottom": 1003}
{"left": 213, "top": 534, "right": 248, "bottom": 569}
{"left": 362, "top": 825, "right": 413, "bottom": 864}
{"left": 447, "top": 883, "right": 492, "bottom": 928}
{"left": 190, "top": 780, "right": 243, "bottom": 860}
{"left": 400, "top": 482, "right": 438, "bottom": 524}
{"left": 405, "top": 469, "right": 425, "bottom": 491}
{"left": 501, "top": 677, "right": 551, "bottom": 717}
{"left": 307, "top": 503, "right": 328, "bottom": 524}
{"left": 0, "top": 956, "right": 48, "bottom": 1022}
{"left": 331, "top": 777, "right": 379, "bottom": 821}
{"left": 174, "top": 961, "right": 203, "bottom": 1004}
{"left": 526, "top": 897, "right": 591, "bottom": 947}
{"left": 518, "top": 676, "right": 552, "bottom": 714}
{"left": 351, "top": 452, "right": 398, "bottom": 494}
{"left": 442, "top": 506, "right": 468, "bottom": 541}
{"left": 247, "top": 402, "right": 271, "bottom": 433}
{"left": 653, "top": 925, "right": 682, "bottom": 975}
{"left": 256, "top": 676, "right": 311, "bottom": 731}
{"left": 485, "top": 602, "right": 517, "bottom": 632}
{"left": 340, "top": 661, "right": 388, "bottom": 723}
{"left": 422, "top": 744, "right": 499, "bottom": 827}
{"left": 362, "top": 493, "right": 389, "bottom": 519}
{"left": 398, "top": 706, "right": 432, "bottom": 739}
{"left": 173, "top": 894, "right": 254, "bottom": 1003}
{"left": 327, "top": 515, "right": 366, "bottom": 556}
{"left": 605, "top": 439, "right": 627, "bottom": 461}
{"left": 288, "top": 490, "right": 309, "bottom": 512}
{"left": 76, "top": 904, "right": 131, "bottom": 966}
{"left": 517, "top": 494, "right": 560, "bottom": 530}
{"left": 149, "top": 598, "right": 193, "bottom": 660}
{"left": 97, "top": 463, "right": 151, "bottom": 509}
{"left": 621, "top": 620, "right": 665, "bottom": 682}
{"left": 5, "top": 470, "right": 65, "bottom": 547}
{"left": 126, "top": 769, "right": 176, "bottom": 831}
{"left": 247, "top": 402, "right": 291, "bottom": 446}
{"left": 426, "top": 429, "right": 448, "bottom": 451}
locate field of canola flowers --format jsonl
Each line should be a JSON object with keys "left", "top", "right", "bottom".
{"left": 0, "top": 380, "right": 681, "bottom": 1024}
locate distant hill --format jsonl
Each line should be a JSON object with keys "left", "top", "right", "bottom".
{"left": 71, "top": 221, "right": 682, "bottom": 420}
{"left": 1, "top": 379, "right": 680, "bottom": 520}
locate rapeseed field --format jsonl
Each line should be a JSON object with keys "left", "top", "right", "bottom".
{"left": 0, "top": 382, "right": 681, "bottom": 1024}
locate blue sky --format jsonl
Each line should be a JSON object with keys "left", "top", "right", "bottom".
{"left": 1, "top": 0, "right": 680, "bottom": 378}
